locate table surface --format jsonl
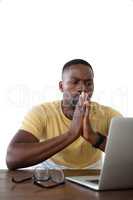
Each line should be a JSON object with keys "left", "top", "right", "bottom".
{"left": 0, "top": 169, "right": 133, "bottom": 200}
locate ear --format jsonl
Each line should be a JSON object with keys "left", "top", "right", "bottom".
{"left": 59, "top": 81, "right": 64, "bottom": 92}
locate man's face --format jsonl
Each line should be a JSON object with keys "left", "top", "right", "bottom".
{"left": 59, "top": 64, "right": 94, "bottom": 108}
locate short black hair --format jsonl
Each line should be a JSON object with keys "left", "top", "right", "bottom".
{"left": 62, "top": 59, "right": 93, "bottom": 79}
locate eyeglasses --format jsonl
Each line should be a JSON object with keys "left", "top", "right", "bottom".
{"left": 12, "top": 165, "right": 65, "bottom": 188}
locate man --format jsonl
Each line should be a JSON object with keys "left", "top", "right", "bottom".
{"left": 6, "top": 59, "right": 122, "bottom": 170}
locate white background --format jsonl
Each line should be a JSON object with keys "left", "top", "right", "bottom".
{"left": 0, "top": 0, "right": 133, "bottom": 168}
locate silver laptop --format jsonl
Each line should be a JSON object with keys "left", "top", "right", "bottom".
{"left": 66, "top": 117, "right": 133, "bottom": 191}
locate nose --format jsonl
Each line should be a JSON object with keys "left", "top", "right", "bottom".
{"left": 77, "top": 81, "right": 87, "bottom": 94}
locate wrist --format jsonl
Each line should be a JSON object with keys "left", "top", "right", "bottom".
{"left": 88, "top": 131, "right": 99, "bottom": 145}
{"left": 92, "top": 132, "right": 106, "bottom": 148}
{"left": 68, "top": 129, "right": 80, "bottom": 140}
{"left": 83, "top": 130, "right": 97, "bottom": 144}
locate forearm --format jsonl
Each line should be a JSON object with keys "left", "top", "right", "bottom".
{"left": 6, "top": 131, "right": 78, "bottom": 170}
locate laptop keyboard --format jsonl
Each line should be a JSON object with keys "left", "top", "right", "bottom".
{"left": 86, "top": 179, "right": 99, "bottom": 184}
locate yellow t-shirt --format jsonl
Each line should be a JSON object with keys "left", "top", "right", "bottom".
{"left": 20, "top": 100, "right": 122, "bottom": 168}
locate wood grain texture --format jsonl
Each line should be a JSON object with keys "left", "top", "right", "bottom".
{"left": 0, "top": 169, "right": 133, "bottom": 200}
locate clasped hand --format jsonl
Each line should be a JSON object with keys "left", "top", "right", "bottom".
{"left": 70, "top": 92, "right": 97, "bottom": 145}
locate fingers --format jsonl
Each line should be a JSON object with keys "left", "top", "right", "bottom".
{"left": 84, "top": 102, "right": 90, "bottom": 118}
{"left": 81, "top": 92, "right": 91, "bottom": 118}
{"left": 79, "top": 92, "right": 89, "bottom": 105}
{"left": 79, "top": 92, "right": 90, "bottom": 106}
{"left": 76, "top": 92, "right": 90, "bottom": 116}
{"left": 81, "top": 91, "right": 88, "bottom": 102}
{"left": 78, "top": 93, "right": 83, "bottom": 107}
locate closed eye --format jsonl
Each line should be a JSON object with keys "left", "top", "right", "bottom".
{"left": 69, "top": 78, "right": 79, "bottom": 84}
{"left": 71, "top": 80, "right": 79, "bottom": 84}
{"left": 86, "top": 81, "right": 93, "bottom": 86}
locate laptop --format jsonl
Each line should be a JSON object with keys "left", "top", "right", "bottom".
{"left": 66, "top": 117, "right": 133, "bottom": 191}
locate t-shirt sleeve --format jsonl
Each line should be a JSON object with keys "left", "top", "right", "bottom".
{"left": 20, "top": 105, "right": 46, "bottom": 141}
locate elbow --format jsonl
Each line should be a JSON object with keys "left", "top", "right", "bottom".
{"left": 6, "top": 146, "right": 20, "bottom": 170}
{"left": 6, "top": 153, "right": 18, "bottom": 170}
{"left": 6, "top": 157, "right": 17, "bottom": 170}
{"left": 6, "top": 162, "right": 17, "bottom": 171}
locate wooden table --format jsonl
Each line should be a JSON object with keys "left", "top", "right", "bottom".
{"left": 0, "top": 169, "right": 133, "bottom": 200}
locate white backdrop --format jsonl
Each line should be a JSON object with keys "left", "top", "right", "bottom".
{"left": 0, "top": 0, "right": 133, "bottom": 168}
